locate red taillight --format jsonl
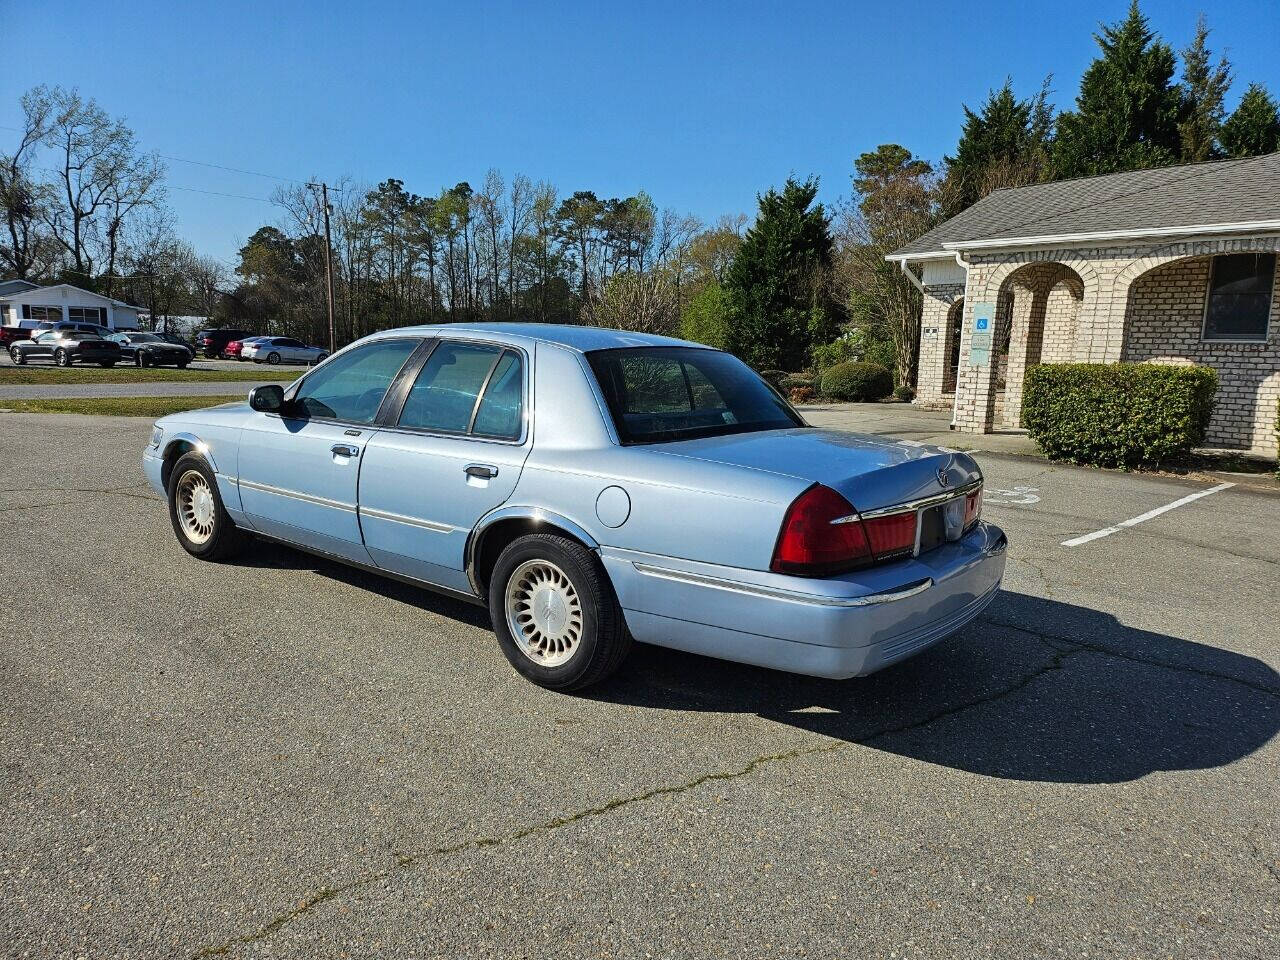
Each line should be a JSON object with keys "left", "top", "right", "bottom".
{"left": 770, "top": 485, "right": 873, "bottom": 577}
{"left": 862, "top": 512, "right": 917, "bottom": 561}
{"left": 964, "top": 485, "right": 983, "bottom": 528}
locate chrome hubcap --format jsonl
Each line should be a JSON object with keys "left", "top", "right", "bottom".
{"left": 505, "top": 559, "right": 583, "bottom": 667}
{"left": 176, "top": 469, "right": 215, "bottom": 544}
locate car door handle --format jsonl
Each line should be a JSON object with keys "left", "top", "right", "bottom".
{"left": 464, "top": 463, "right": 498, "bottom": 480}
{"left": 331, "top": 443, "right": 361, "bottom": 457}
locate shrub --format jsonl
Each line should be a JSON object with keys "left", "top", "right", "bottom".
{"left": 811, "top": 336, "right": 861, "bottom": 373}
{"left": 789, "top": 385, "right": 816, "bottom": 404}
{"left": 863, "top": 338, "right": 897, "bottom": 376}
{"left": 680, "top": 282, "right": 732, "bottom": 350}
{"left": 894, "top": 384, "right": 915, "bottom": 402}
{"left": 1021, "top": 363, "right": 1218, "bottom": 468}
{"left": 819, "top": 361, "right": 894, "bottom": 402}
{"left": 780, "top": 373, "right": 815, "bottom": 391}
{"left": 758, "top": 369, "right": 788, "bottom": 388}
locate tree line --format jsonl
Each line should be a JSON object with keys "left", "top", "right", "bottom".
{"left": 3, "top": 2, "right": 1277, "bottom": 385}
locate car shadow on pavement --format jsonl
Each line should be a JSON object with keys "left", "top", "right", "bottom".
{"left": 243, "top": 540, "right": 493, "bottom": 630}
{"left": 587, "top": 590, "right": 1280, "bottom": 785}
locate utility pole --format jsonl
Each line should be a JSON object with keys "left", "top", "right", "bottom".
{"left": 308, "top": 182, "right": 337, "bottom": 354}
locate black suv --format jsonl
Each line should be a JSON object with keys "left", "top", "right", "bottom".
{"left": 194, "top": 327, "right": 255, "bottom": 359}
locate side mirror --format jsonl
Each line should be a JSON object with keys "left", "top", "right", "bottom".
{"left": 248, "top": 384, "right": 285, "bottom": 413}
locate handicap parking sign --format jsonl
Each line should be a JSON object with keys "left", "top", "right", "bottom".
{"left": 976, "top": 317, "right": 989, "bottom": 331}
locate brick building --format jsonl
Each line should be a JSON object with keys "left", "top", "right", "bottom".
{"left": 888, "top": 153, "right": 1280, "bottom": 454}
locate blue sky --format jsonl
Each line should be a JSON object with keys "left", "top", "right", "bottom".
{"left": 5, "top": 0, "right": 1279, "bottom": 265}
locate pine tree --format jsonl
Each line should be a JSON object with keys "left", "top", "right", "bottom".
{"left": 1052, "top": 1, "right": 1182, "bottom": 178}
{"left": 944, "top": 78, "right": 1053, "bottom": 214}
{"left": 1178, "top": 15, "right": 1232, "bottom": 162}
{"left": 1220, "top": 83, "right": 1280, "bottom": 158}
{"left": 723, "top": 178, "right": 835, "bottom": 371}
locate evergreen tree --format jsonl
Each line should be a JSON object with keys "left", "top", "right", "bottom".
{"left": 1220, "top": 83, "right": 1280, "bottom": 158}
{"left": 1178, "top": 15, "right": 1232, "bottom": 162}
{"left": 944, "top": 78, "right": 1053, "bottom": 214}
{"left": 723, "top": 177, "right": 835, "bottom": 371}
{"left": 1053, "top": 1, "right": 1182, "bottom": 177}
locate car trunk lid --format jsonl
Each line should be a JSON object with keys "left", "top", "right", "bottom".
{"left": 652, "top": 427, "right": 980, "bottom": 514}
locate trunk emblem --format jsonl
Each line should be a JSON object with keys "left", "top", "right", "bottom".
{"left": 937, "top": 469, "right": 950, "bottom": 487}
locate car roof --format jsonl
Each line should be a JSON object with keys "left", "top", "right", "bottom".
{"left": 364, "top": 322, "right": 710, "bottom": 354}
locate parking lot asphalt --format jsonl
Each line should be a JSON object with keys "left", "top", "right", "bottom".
{"left": 1, "top": 414, "right": 1277, "bottom": 959}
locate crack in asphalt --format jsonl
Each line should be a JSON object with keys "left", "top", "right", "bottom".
{"left": 0, "top": 484, "right": 160, "bottom": 515}
{"left": 189, "top": 612, "right": 1280, "bottom": 956}
{"left": 1249, "top": 833, "right": 1280, "bottom": 884}
{"left": 190, "top": 637, "right": 1077, "bottom": 957}
{"left": 983, "top": 615, "right": 1280, "bottom": 699}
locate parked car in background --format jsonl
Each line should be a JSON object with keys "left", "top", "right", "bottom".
{"left": 194, "top": 328, "right": 254, "bottom": 359}
{"left": 150, "top": 331, "right": 193, "bottom": 348}
{"left": 0, "top": 325, "right": 32, "bottom": 347}
{"left": 223, "top": 336, "right": 268, "bottom": 361}
{"left": 108, "top": 332, "right": 194, "bottom": 368}
{"left": 242, "top": 337, "right": 329, "bottom": 365}
{"left": 10, "top": 328, "right": 121, "bottom": 367}
{"left": 144, "top": 324, "right": 1006, "bottom": 692}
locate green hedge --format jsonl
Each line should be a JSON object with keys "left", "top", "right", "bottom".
{"left": 1022, "top": 363, "right": 1218, "bottom": 467}
{"left": 820, "top": 361, "right": 893, "bottom": 402}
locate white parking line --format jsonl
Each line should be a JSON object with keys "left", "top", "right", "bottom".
{"left": 1060, "top": 482, "right": 1236, "bottom": 547}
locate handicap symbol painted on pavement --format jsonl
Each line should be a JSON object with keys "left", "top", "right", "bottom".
{"left": 984, "top": 485, "right": 1041, "bottom": 506}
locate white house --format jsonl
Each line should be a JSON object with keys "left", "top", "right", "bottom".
{"left": 0, "top": 281, "right": 145, "bottom": 331}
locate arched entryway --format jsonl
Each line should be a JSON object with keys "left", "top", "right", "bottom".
{"left": 943, "top": 297, "right": 964, "bottom": 395}
{"left": 1121, "top": 250, "right": 1279, "bottom": 451}
{"left": 993, "top": 262, "right": 1086, "bottom": 428}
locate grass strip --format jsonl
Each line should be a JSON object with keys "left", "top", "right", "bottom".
{"left": 0, "top": 395, "right": 243, "bottom": 417}
{"left": 0, "top": 367, "right": 300, "bottom": 384}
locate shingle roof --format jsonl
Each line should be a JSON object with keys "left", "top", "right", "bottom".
{"left": 890, "top": 152, "right": 1280, "bottom": 258}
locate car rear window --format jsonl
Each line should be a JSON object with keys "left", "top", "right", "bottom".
{"left": 586, "top": 347, "right": 803, "bottom": 444}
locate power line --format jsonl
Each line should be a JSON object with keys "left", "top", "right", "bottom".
{"left": 169, "top": 184, "right": 278, "bottom": 203}
{"left": 158, "top": 154, "right": 304, "bottom": 185}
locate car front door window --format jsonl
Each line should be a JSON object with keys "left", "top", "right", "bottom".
{"left": 290, "top": 338, "right": 420, "bottom": 423}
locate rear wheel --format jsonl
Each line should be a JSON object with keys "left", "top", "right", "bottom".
{"left": 10, "top": 347, "right": 24, "bottom": 365}
{"left": 55, "top": 349, "right": 71, "bottom": 367}
{"left": 312, "top": 352, "right": 328, "bottom": 366}
{"left": 167, "top": 452, "right": 247, "bottom": 561}
{"left": 99, "top": 360, "right": 115, "bottom": 368}
{"left": 177, "top": 360, "right": 188, "bottom": 369}
{"left": 489, "top": 534, "right": 631, "bottom": 691}
{"left": 267, "top": 352, "right": 281, "bottom": 365}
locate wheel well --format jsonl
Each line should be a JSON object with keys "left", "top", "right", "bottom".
{"left": 471, "top": 517, "right": 594, "bottom": 596}
{"left": 160, "top": 440, "right": 197, "bottom": 489}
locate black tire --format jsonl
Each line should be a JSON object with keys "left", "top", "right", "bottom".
{"left": 135, "top": 352, "right": 146, "bottom": 368}
{"left": 55, "top": 349, "right": 71, "bottom": 367}
{"left": 10, "top": 347, "right": 25, "bottom": 365}
{"left": 166, "top": 451, "right": 248, "bottom": 561}
{"left": 177, "top": 360, "right": 188, "bottom": 369}
{"left": 99, "top": 361, "right": 115, "bottom": 368}
{"left": 489, "top": 534, "right": 631, "bottom": 691}
{"left": 267, "top": 352, "right": 281, "bottom": 365}
{"left": 312, "top": 353, "right": 328, "bottom": 366}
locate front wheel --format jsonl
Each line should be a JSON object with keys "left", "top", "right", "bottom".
{"left": 55, "top": 349, "right": 71, "bottom": 367}
{"left": 312, "top": 353, "right": 328, "bottom": 366}
{"left": 489, "top": 534, "right": 631, "bottom": 691}
{"left": 10, "top": 347, "right": 25, "bottom": 365}
{"left": 177, "top": 360, "right": 188, "bottom": 369}
{"left": 167, "top": 452, "right": 247, "bottom": 561}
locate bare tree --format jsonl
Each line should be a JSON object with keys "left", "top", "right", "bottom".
{"left": 0, "top": 85, "right": 59, "bottom": 280}
{"left": 505, "top": 174, "right": 534, "bottom": 318}
{"left": 42, "top": 88, "right": 163, "bottom": 284}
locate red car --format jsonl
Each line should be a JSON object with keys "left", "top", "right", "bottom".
{"left": 0, "top": 325, "right": 33, "bottom": 347}
{"left": 222, "top": 336, "right": 264, "bottom": 360}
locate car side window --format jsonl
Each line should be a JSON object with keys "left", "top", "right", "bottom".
{"left": 398, "top": 341, "right": 520, "bottom": 436}
{"left": 290, "top": 338, "right": 419, "bottom": 423}
{"left": 471, "top": 351, "right": 523, "bottom": 439}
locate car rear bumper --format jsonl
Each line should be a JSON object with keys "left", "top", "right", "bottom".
{"left": 600, "top": 521, "right": 1007, "bottom": 679}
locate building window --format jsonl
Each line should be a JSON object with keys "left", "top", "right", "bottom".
{"left": 1203, "top": 253, "right": 1274, "bottom": 342}
{"left": 21, "top": 305, "right": 62, "bottom": 322}
{"left": 67, "top": 307, "right": 103, "bottom": 323}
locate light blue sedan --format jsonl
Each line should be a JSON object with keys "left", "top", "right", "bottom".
{"left": 143, "top": 324, "right": 1006, "bottom": 690}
